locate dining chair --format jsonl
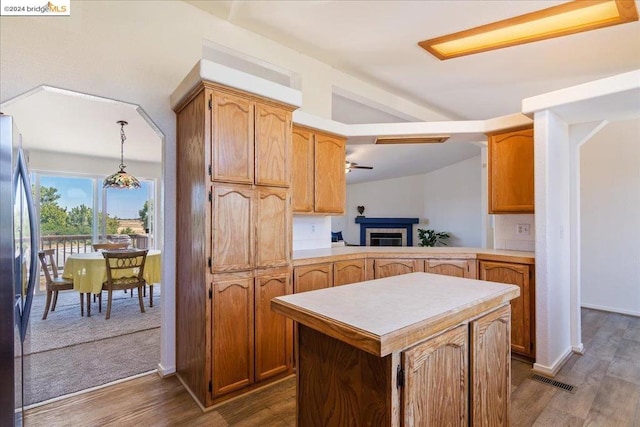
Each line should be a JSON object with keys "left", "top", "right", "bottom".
{"left": 92, "top": 242, "right": 129, "bottom": 251}
{"left": 100, "top": 249, "right": 148, "bottom": 320}
{"left": 38, "top": 249, "right": 84, "bottom": 319}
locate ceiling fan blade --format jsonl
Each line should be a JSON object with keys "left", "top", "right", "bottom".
{"left": 350, "top": 165, "right": 373, "bottom": 169}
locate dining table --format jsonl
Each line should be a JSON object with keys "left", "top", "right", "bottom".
{"left": 62, "top": 249, "right": 162, "bottom": 314}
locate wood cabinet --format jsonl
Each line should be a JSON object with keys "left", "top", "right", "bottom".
{"left": 211, "top": 92, "right": 291, "bottom": 187}
{"left": 333, "top": 259, "right": 366, "bottom": 286}
{"left": 424, "top": 258, "right": 476, "bottom": 278}
{"left": 212, "top": 277, "right": 254, "bottom": 396}
{"left": 175, "top": 82, "right": 296, "bottom": 408}
{"left": 294, "top": 263, "right": 333, "bottom": 293}
{"left": 371, "top": 258, "right": 424, "bottom": 279}
{"left": 479, "top": 260, "right": 535, "bottom": 358}
{"left": 210, "top": 185, "right": 254, "bottom": 273}
{"left": 488, "top": 127, "right": 534, "bottom": 213}
{"left": 255, "top": 187, "right": 290, "bottom": 269}
{"left": 254, "top": 271, "right": 293, "bottom": 382}
{"left": 403, "top": 324, "right": 468, "bottom": 426}
{"left": 292, "top": 125, "right": 346, "bottom": 215}
{"left": 471, "top": 304, "right": 511, "bottom": 426}
{"left": 291, "top": 126, "right": 314, "bottom": 212}
{"left": 272, "top": 274, "right": 518, "bottom": 427}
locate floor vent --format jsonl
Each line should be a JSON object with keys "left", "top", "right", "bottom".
{"left": 528, "top": 374, "right": 576, "bottom": 393}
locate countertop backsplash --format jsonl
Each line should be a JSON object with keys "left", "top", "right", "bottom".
{"left": 493, "top": 214, "right": 535, "bottom": 251}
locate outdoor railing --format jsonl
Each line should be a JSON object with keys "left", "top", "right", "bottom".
{"left": 40, "top": 234, "right": 150, "bottom": 266}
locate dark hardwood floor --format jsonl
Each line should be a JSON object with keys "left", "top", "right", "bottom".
{"left": 24, "top": 308, "right": 640, "bottom": 426}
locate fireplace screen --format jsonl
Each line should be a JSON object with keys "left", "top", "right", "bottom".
{"left": 366, "top": 228, "right": 407, "bottom": 246}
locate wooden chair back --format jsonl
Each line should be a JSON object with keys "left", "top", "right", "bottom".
{"left": 102, "top": 249, "right": 148, "bottom": 291}
{"left": 38, "top": 249, "right": 60, "bottom": 283}
{"left": 92, "top": 243, "right": 129, "bottom": 251}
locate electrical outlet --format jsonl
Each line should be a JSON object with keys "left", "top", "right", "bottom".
{"left": 311, "top": 224, "right": 316, "bottom": 233}
{"left": 516, "top": 224, "right": 530, "bottom": 236}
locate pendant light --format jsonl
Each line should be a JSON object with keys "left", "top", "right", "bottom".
{"left": 103, "top": 120, "right": 141, "bottom": 189}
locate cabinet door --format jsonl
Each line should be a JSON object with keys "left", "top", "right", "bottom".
{"left": 402, "top": 324, "right": 468, "bottom": 426}
{"left": 314, "top": 133, "right": 346, "bottom": 214}
{"left": 211, "top": 185, "right": 254, "bottom": 272}
{"left": 489, "top": 127, "right": 534, "bottom": 213}
{"left": 292, "top": 126, "right": 314, "bottom": 213}
{"left": 425, "top": 258, "right": 476, "bottom": 278}
{"left": 471, "top": 305, "right": 511, "bottom": 426}
{"left": 212, "top": 277, "right": 254, "bottom": 396}
{"left": 255, "top": 103, "right": 291, "bottom": 187}
{"left": 211, "top": 92, "right": 254, "bottom": 184}
{"left": 333, "top": 259, "right": 366, "bottom": 286}
{"left": 294, "top": 263, "right": 333, "bottom": 293}
{"left": 374, "top": 259, "right": 422, "bottom": 279}
{"left": 255, "top": 271, "right": 293, "bottom": 382}
{"left": 255, "top": 187, "right": 290, "bottom": 269}
{"left": 479, "top": 261, "right": 533, "bottom": 357}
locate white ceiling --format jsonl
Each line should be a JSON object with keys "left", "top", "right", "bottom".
{"left": 0, "top": 87, "right": 162, "bottom": 163}
{"left": 187, "top": 0, "right": 640, "bottom": 184}
{"left": 2, "top": 1, "right": 638, "bottom": 185}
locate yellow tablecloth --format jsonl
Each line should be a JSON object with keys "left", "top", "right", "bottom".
{"left": 62, "top": 250, "right": 161, "bottom": 295}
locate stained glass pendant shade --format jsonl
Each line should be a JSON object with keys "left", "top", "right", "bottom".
{"left": 103, "top": 120, "right": 141, "bottom": 189}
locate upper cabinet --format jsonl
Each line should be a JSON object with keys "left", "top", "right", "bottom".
{"left": 211, "top": 90, "right": 292, "bottom": 187}
{"left": 292, "top": 125, "right": 346, "bottom": 215}
{"left": 488, "top": 127, "right": 534, "bottom": 214}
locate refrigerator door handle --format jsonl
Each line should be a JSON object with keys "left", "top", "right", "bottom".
{"left": 13, "top": 148, "right": 39, "bottom": 343}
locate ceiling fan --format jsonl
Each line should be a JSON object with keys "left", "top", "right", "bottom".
{"left": 345, "top": 161, "right": 373, "bottom": 173}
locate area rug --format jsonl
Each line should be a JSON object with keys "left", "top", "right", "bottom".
{"left": 24, "top": 287, "right": 161, "bottom": 355}
{"left": 18, "top": 288, "right": 162, "bottom": 406}
{"left": 22, "top": 328, "right": 160, "bottom": 406}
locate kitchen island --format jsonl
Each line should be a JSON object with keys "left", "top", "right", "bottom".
{"left": 272, "top": 272, "right": 520, "bottom": 426}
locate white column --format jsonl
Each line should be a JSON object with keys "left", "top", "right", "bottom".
{"left": 533, "top": 110, "right": 573, "bottom": 376}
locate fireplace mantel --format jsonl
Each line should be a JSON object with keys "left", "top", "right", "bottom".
{"left": 355, "top": 217, "right": 419, "bottom": 246}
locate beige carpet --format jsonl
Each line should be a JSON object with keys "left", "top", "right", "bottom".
{"left": 19, "top": 288, "right": 161, "bottom": 406}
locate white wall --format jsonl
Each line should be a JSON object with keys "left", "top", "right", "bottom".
{"left": 580, "top": 117, "right": 640, "bottom": 316}
{"left": 292, "top": 216, "right": 332, "bottom": 250}
{"left": 494, "top": 214, "right": 535, "bottom": 251}
{"left": 333, "top": 155, "right": 482, "bottom": 247}
{"left": 1, "top": 1, "right": 453, "bottom": 374}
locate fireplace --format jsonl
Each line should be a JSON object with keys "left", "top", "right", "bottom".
{"left": 355, "top": 217, "right": 419, "bottom": 246}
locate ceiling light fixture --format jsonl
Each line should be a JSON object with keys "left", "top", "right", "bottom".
{"left": 375, "top": 135, "right": 450, "bottom": 144}
{"left": 419, "top": 0, "right": 638, "bottom": 60}
{"left": 103, "top": 120, "right": 141, "bottom": 189}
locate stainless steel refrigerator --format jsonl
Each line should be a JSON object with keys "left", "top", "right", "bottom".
{"left": 0, "top": 114, "right": 38, "bottom": 426}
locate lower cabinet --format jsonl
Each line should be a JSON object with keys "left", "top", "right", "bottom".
{"left": 478, "top": 260, "right": 535, "bottom": 359}
{"left": 333, "top": 259, "right": 366, "bottom": 286}
{"left": 403, "top": 324, "right": 468, "bottom": 425}
{"left": 211, "top": 269, "right": 292, "bottom": 400}
{"left": 294, "top": 263, "right": 333, "bottom": 293}
{"left": 371, "top": 258, "right": 424, "bottom": 279}
{"left": 255, "top": 271, "right": 293, "bottom": 381}
{"left": 212, "top": 276, "right": 254, "bottom": 396}
{"left": 402, "top": 305, "right": 511, "bottom": 426}
{"left": 424, "top": 258, "right": 477, "bottom": 279}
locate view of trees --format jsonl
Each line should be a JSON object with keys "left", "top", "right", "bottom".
{"left": 38, "top": 185, "right": 137, "bottom": 236}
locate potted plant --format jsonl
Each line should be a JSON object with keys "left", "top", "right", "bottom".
{"left": 417, "top": 228, "right": 450, "bottom": 247}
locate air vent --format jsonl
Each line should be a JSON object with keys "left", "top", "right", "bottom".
{"left": 528, "top": 374, "right": 576, "bottom": 393}
{"left": 375, "top": 135, "right": 450, "bottom": 144}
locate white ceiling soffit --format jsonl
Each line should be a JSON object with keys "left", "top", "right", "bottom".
{"left": 0, "top": 86, "right": 163, "bottom": 163}
{"left": 185, "top": 0, "right": 640, "bottom": 120}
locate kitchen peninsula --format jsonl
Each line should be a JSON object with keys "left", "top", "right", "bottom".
{"left": 272, "top": 272, "right": 520, "bottom": 425}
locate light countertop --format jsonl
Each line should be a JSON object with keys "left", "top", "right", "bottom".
{"left": 292, "top": 246, "right": 535, "bottom": 265}
{"left": 272, "top": 272, "right": 520, "bottom": 356}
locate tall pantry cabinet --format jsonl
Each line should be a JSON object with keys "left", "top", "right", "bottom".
{"left": 175, "top": 82, "right": 297, "bottom": 407}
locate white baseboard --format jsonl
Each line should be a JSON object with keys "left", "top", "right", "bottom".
{"left": 572, "top": 343, "right": 585, "bottom": 355}
{"left": 581, "top": 303, "right": 640, "bottom": 317}
{"left": 532, "top": 346, "right": 573, "bottom": 377}
{"left": 157, "top": 362, "right": 176, "bottom": 377}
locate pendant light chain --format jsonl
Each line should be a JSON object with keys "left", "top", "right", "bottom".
{"left": 119, "top": 121, "right": 126, "bottom": 170}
